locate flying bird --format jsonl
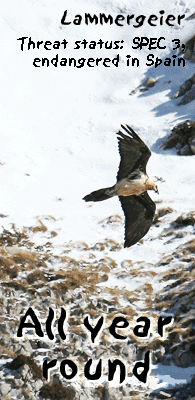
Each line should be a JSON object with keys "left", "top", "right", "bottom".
{"left": 83, "top": 125, "right": 158, "bottom": 247}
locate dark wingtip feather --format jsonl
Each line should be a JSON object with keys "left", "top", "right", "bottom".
{"left": 83, "top": 194, "right": 90, "bottom": 202}
{"left": 121, "top": 124, "right": 142, "bottom": 142}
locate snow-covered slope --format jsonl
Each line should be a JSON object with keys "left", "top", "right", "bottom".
{"left": 1, "top": 0, "right": 195, "bottom": 397}
{"left": 1, "top": 0, "right": 195, "bottom": 245}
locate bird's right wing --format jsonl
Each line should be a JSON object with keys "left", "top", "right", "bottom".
{"left": 119, "top": 192, "right": 156, "bottom": 247}
{"left": 117, "top": 125, "right": 151, "bottom": 182}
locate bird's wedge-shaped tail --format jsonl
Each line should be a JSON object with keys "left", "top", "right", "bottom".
{"left": 83, "top": 186, "right": 115, "bottom": 202}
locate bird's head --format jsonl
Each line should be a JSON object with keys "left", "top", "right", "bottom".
{"left": 146, "top": 178, "right": 159, "bottom": 194}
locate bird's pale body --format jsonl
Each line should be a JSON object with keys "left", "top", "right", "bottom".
{"left": 112, "top": 173, "right": 157, "bottom": 196}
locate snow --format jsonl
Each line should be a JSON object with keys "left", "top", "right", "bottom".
{"left": 1, "top": 0, "right": 195, "bottom": 393}
{"left": 153, "top": 364, "right": 195, "bottom": 388}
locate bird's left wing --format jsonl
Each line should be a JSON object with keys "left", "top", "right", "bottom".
{"left": 117, "top": 125, "right": 151, "bottom": 182}
{"left": 119, "top": 192, "right": 156, "bottom": 247}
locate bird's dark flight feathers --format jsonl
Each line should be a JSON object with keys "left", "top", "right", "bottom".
{"left": 117, "top": 124, "right": 151, "bottom": 182}
{"left": 119, "top": 192, "right": 156, "bottom": 247}
{"left": 117, "top": 125, "right": 155, "bottom": 246}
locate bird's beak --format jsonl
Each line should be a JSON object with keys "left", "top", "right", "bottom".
{"left": 155, "top": 186, "right": 159, "bottom": 194}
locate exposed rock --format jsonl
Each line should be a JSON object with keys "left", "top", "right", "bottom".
{"left": 172, "top": 33, "right": 195, "bottom": 107}
{"left": 130, "top": 76, "right": 157, "bottom": 95}
{"left": 178, "top": 84, "right": 195, "bottom": 106}
{"left": 155, "top": 241, "right": 195, "bottom": 370}
{"left": 183, "top": 35, "right": 195, "bottom": 62}
{"left": 172, "top": 73, "right": 195, "bottom": 99}
{"left": 162, "top": 120, "right": 195, "bottom": 155}
{"left": 153, "top": 207, "right": 173, "bottom": 225}
{"left": 100, "top": 214, "right": 123, "bottom": 228}
{"left": 150, "top": 374, "right": 195, "bottom": 399}
{"left": 172, "top": 211, "right": 195, "bottom": 228}
{"left": 189, "top": 135, "right": 195, "bottom": 152}
{"left": 7, "top": 355, "right": 42, "bottom": 379}
{"left": 186, "top": 13, "right": 195, "bottom": 20}
{"left": 39, "top": 382, "right": 75, "bottom": 400}
{"left": 172, "top": 42, "right": 195, "bottom": 104}
{"left": 179, "top": 144, "right": 192, "bottom": 155}
{"left": 1, "top": 222, "right": 195, "bottom": 399}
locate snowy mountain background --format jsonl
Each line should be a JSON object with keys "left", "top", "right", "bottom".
{"left": 1, "top": 0, "right": 195, "bottom": 399}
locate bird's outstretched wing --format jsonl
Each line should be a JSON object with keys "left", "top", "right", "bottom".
{"left": 119, "top": 192, "right": 156, "bottom": 247}
{"left": 117, "top": 125, "right": 151, "bottom": 182}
